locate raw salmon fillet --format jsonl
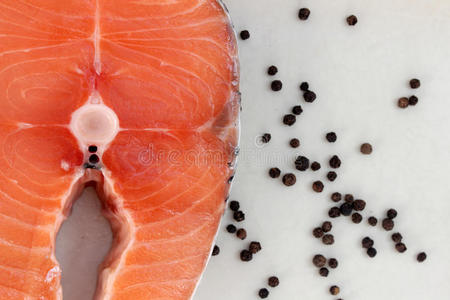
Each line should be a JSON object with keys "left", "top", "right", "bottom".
{"left": 0, "top": 0, "right": 239, "bottom": 299}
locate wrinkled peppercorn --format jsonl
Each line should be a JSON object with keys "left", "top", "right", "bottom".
{"left": 212, "top": 245, "right": 220, "bottom": 256}
{"left": 346, "top": 15, "right": 358, "bottom": 25}
{"left": 395, "top": 243, "right": 407, "bottom": 253}
{"left": 322, "top": 221, "right": 332, "bottom": 232}
{"left": 268, "top": 276, "right": 279, "bottom": 287}
{"left": 271, "top": 80, "right": 282, "bottom": 91}
{"left": 313, "top": 227, "right": 324, "bottom": 238}
{"left": 311, "top": 161, "right": 321, "bottom": 171}
{"left": 261, "top": 133, "right": 271, "bottom": 143}
{"left": 410, "top": 78, "right": 421, "bottom": 89}
{"left": 326, "top": 132, "right": 337, "bottom": 143}
{"left": 344, "top": 194, "right": 354, "bottom": 203}
{"left": 417, "top": 252, "right": 427, "bottom": 262}
{"left": 331, "top": 192, "right": 342, "bottom": 202}
{"left": 312, "top": 181, "right": 324, "bottom": 193}
{"left": 319, "top": 267, "right": 329, "bottom": 277}
{"left": 353, "top": 199, "right": 366, "bottom": 211}
{"left": 240, "top": 249, "right": 253, "bottom": 262}
{"left": 329, "top": 155, "right": 341, "bottom": 168}
{"left": 267, "top": 65, "right": 278, "bottom": 76}
{"left": 382, "top": 218, "right": 394, "bottom": 231}
{"left": 387, "top": 209, "right": 398, "bottom": 219}
{"left": 398, "top": 97, "right": 409, "bottom": 108}
{"left": 249, "top": 241, "right": 262, "bottom": 254}
{"left": 295, "top": 156, "right": 310, "bottom": 171}
{"left": 362, "top": 237, "right": 374, "bottom": 249}
{"left": 269, "top": 167, "right": 281, "bottom": 178}
{"left": 233, "top": 210, "right": 245, "bottom": 222}
{"left": 352, "top": 212, "right": 362, "bottom": 224}
{"left": 360, "top": 143, "right": 373, "bottom": 154}
{"left": 330, "top": 285, "right": 340, "bottom": 295}
{"left": 258, "top": 288, "right": 269, "bottom": 299}
{"left": 292, "top": 105, "right": 303, "bottom": 115}
{"left": 391, "top": 232, "right": 403, "bottom": 243}
{"left": 303, "top": 90, "right": 317, "bottom": 102}
{"left": 240, "top": 30, "right": 250, "bottom": 40}
{"left": 340, "top": 203, "right": 353, "bottom": 216}
{"left": 368, "top": 216, "right": 378, "bottom": 226}
{"left": 300, "top": 82, "right": 309, "bottom": 91}
{"left": 226, "top": 224, "right": 237, "bottom": 233}
{"left": 329, "top": 207, "right": 341, "bottom": 218}
{"left": 367, "top": 247, "right": 377, "bottom": 257}
{"left": 229, "top": 201, "right": 240, "bottom": 211}
{"left": 290, "top": 138, "right": 300, "bottom": 148}
{"left": 282, "top": 173, "right": 297, "bottom": 186}
{"left": 298, "top": 8, "right": 311, "bottom": 20}
{"left": 327, "top": 171, "right": 337, "bottom": 182}
{"left": 283, "top": 114, "right": 296, "bottom": 126}
{"left": 408, "top": 95, "right": 419, "bottom": 105}
{"left": 328, "top": 258, "right": 338, "bottom": 269}
{"left": 312, "top": 254, "right": 327, "bottom": 267}
{"left": 236, "top": 228, "right": 247, "bottom": 240}
{"left": 322, "top": 234, "right": 334, "bottom": 245}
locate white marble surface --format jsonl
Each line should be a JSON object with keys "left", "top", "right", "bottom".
{"left": 56, "top": 0, "right": 450, "bottom": 299}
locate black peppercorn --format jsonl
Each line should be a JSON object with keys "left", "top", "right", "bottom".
{"left": 322, "top": 234, "right": 334, "bottom": 245}
{"left": 282, "top": 173, "right": 297, "bottom": 186}
{"left": 290, "top": 138, "right": 300, "bottom": 148}
{"left": 312, "top": 181, "right": 324, "bottom": 193}
{"left": 268, "top": 276, "right": 279, "bottom": 287}
{"left": 352, "top": 212, "right": 362, "bottom": 224}
{"left": 313, "top": 227, "right": 324, "bottom": 238}
{"left": 417, "top": 252, "right": 427, "bottom": 262}
{"left": 303, "top": 90, "right": 317, "bottom": 102}
{"left": 322, "top": 221, "right": 332, "bottom": 232}
{"left": 331, "top": 192, "right": 342, "bottom": 202}
{"left": 387, "top": 209, "right": 398, "bottom": 219}
{"left": 271, "top": 80, "right": 282, "bottom": 91}
{"left": 295, "top": 156, "right": 310, "bottom": 171}
{"left": 311, "top": 161, "right": 321, "bottom": 171}
{"left": 261, "top": 133, "right": 271, "bottom": 143}
{"left": 327, "top": 171, "right": 337, "bottom": 182}
{"left": 283, "top": 114, "right": 296, "bottom": 126}
{"left": 226, "top": 224, "right": 237, "bottom": 233}
{"left": 312, "top": 254, "right": 327, "bottom": 268}
{"left": 395, "top": 243, "right": 407, "bottom": 253}
{"left": 240, "top": 249, "right": 253, "bottom": 262}
{"left": 212, "top": 245, "right": 220, "bottom": 256}
{"left": 398, "top": 97, "right": 409, "bottom": 108}
{"left": 362, "top": 237, "right": 374, "bottom": 249}
{"left": 382, "top": 218, "right": 394, "bottom": 231}
{"left": 409, "top": 78, "right": 421, "bottom": 89}
{"left": 329, "top": 155, "right": 341, "bottom": 168}
{"left": 368, "top": 216, "right": 378, "bottom": 226}
{"left": 408, "top": 95, "right": 419, "bottom": 106}
{"left": 326, "top": 132, "right": 337, "bottom": 143}
{"left": 367, "top": 247, "right": 377, "bottom": 257}
{"left": 300, "top": 82, "right": 309, "bottom": 91}
{"left": 267, "top": 65, "right": 278, "bottom": 76}
{"left": 292, "top": 105, "right": 303, "bottom": 115}
{"left": 319, "top": 267, "right": 329, "bottom": 277}
{"left": 328, "top": 258, "right": 338, "bottom": 269}
{"left": 236, "top": 228, "right": 247, "bottom": 240}
{"left": 330, "top": 285, "right": 340, "bottom": 295}
{"left": 269, "top": 168, "right": 281, "bottom": 178}
{"left": 249, "top": 241, "right": 262, "bottom": 254}
{"left": 360, "top": 143, "right": 373, "bottom": 154}
{"left": 233, "top": 210, "right": 245, "bottom": 222}
{"left": 391, "top": 232, "right": 403, "bottom": 243}
{"left": 353, "top": 199, "right": 366, "bottom": 211}
{"left": 240, "top": 30, "right": 250, "bottom": 40}
{"left": 229, "top": 200, "right": 240, "bottom": 211}
{"left": 339, "top": 202, "right": 353, "bottom": 216}
{"left": 328, "top": 207, "right": 341, "bottom": 218}
{"left": 258, "top": 288, "right": 269, "bottom": 299}
{"left": 344, "top": 194, "right": 354, "bottom": 203}
{"left": 298, "top": 8, "right": 311, "bottom": 20}
{"left": 346, "top": 15, "right": 358, "bottom": 26}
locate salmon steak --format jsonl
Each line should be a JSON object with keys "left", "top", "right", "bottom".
{"left": 0, "top": 0, "right": 239, "bottom": 299}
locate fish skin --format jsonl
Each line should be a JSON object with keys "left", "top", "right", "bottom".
{"left": 0, "top": 0, "right": 239, "bottom": 299}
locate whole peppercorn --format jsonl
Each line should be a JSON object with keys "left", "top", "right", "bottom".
{"left": 344, "top": 194, "right": 354, "bottom": 203}
{"left": 367, "top": 247, "right": 377, "bottom": 258}
{"left": 322, "top": 234, "right": 335, "bottom": 245}
{"left": 233, "top": 210, "right": 245, "bottom": 222}
{"left": 398, "top": 97, "right": 409, "bottom": 108}
{"left": 295, "top": 156, "right": 310, "bottom": 171}
{"left": 327, "top": 171, "right": 337, "bottom": 182}
{"left": 269, "top": 167, "right": 281, "bottom": 178}
{"left": 249, "top": 241, "right": 262, "bottom": 254}
{"left": 368, "top": 216, "right": 378, "bottom": 226}
{"left": 322, "top": 221, "right": 332, "bottom": 232}
{"left": 362, "top": 237, "right": 374, "bottom": 249}
{"left": 312, "top": 254, "right": 327, "bottom": 268}
{"left": 410, "top": 78, "right": 421, "bottom": 89}
{"left": 395, "top": 243, "right": 407, "bottom": 253}
{"left": 236, "top": 228, "right": 247, "bottom": 240}
{"left": 240, "top": 30, "right": 250, "bottom": 40}
{"left": 313, "top": 227, "right": 324, "bottom": 238}
{"left": 408, "top": 95, "right": 419, "bottom": 106}
{"left": 283, "top": 114, "right": 296, "bottom": 126}
{"left": 391, "top": 232, "right": 403, "bottom": 243}
{"left": 240, "top": 249, "right": 253, "bottom": 262}
{"left": 292, "top": 105, "right": 303, "bottom": 115}
{"left": 319, "top": 267, "right": 329, "bottom": 277}
{"left": 271, "top": 80, "right": 282, "bottom": 91}
{"left": 212, "top": 245, "right": 220, "bottom": 256}
{"left": 226, "top": 224, "right": 237, "bottom": 233}
{"left": 267, "top": 65, "right": 278, "bottom": 76}
{"left": 258, "top": 288, "right": 269, "bottom": 299}
{"left": 331, "top": 192, "right": 342, "bottom": 202}
{"left": 328, "top": 258, "right": 338, "bottom": 269}
{"left": 268, "top": 276, "right": 279, "bottom": 287}
{"left": 326, "top": 132, "right": 337, "bottom": 143}
{"left": 330, "top": 285, "right": 340, "bottom": 295}
{"left": 303, "top": 90, "right": 317, "bottom": 102}
{"left": 298, "top": 8, "right": 311, "bottom": 20}
{"left": 328, "top": 207, "right": 341, "bottom": 218}
{"left": 417, "top": 252, "right": 427, "bottom": 262}
{"left": 387, "top": 209, "right": 398, "bottom": 219}
{"left": 290, "top": 138, "right": 300, "bottom": 148}
{"left": 360, "top": 143, "right": 373, "bottom": 155}
{"left": 311, "top": 161, "right": 321, "bottom": 171}
{"left": 346, "top": 15, "right": 358, "bottom": 25}
{"left": 261, "top": 133, "right": 271, "bottom": 143}
{"left": 352, "top": 212, "right": 363, "bottom": 224}
{"left": 339, "top": 202, "right": 353, "bottom": 216}
{"left": 229, "top": 200, "right": 240, "bottom": 211}
{"left": 353, "top": 199, "right": 366, "bottom": 211}
{"left": 329, "top": 155, "right": 341, "bottom": 168}
{"left": 382, "top": 218, "right": 395, "bottom": 231}
{"left": 312, "top": 181, "right": 324, "bottom": 192}
{"left": 300, "top": 82, "right": 309, "bottom": 91}
{"left": 282, "top": 173, "right": 297, "bottom": 186}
